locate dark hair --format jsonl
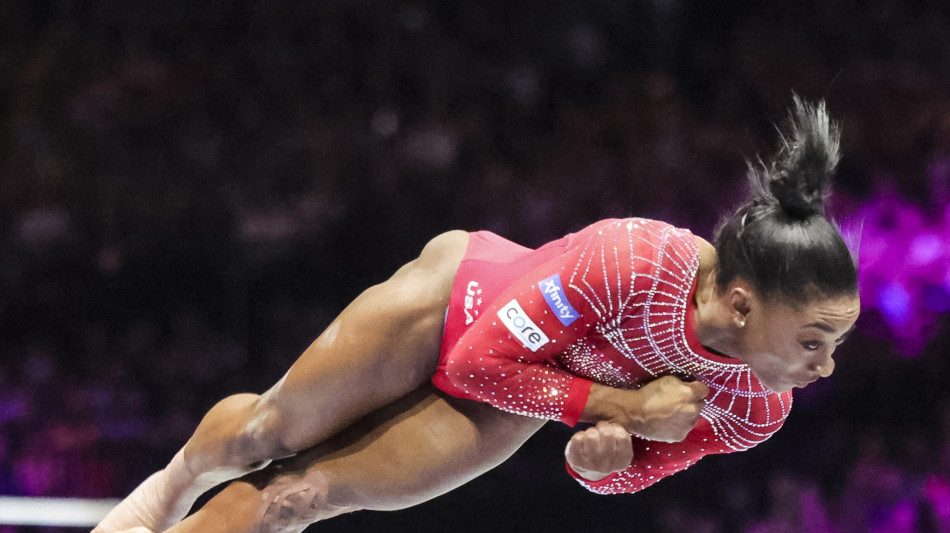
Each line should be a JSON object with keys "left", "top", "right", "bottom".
{"left": 713, "top": 96, "right": 858, "bottom": 305}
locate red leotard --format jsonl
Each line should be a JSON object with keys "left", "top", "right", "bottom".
{"left": 433, "top": 218, "right": 793, "bottom": 494}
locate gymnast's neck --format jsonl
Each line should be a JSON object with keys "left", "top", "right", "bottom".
{"left": 691, "top": 236, "right": 741, "bottom": 360}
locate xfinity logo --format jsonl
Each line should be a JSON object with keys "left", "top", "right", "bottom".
{"left": 498, "top": 299, "right": 549, "bottom": 352}
{"left": 539, "top": 274, "right": 580, "bottom": 326}
{"left": 463, "top": 281, "right": 482, "bottom": 325}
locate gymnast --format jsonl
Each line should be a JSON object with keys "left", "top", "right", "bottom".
{"left": 95, "top": 97, "right": 860, "bottom": 532}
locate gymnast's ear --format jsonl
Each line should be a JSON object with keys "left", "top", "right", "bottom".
{"left": 726, "top": 279, "right": 754, "bottom": 323}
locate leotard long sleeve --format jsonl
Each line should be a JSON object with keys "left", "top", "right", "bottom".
{"left": 433, "top": 218, "right": 793, "bottom": 494}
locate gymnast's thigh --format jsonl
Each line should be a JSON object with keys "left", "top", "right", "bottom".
{"left": 168, "top": 386, "right": 545, "bottom": 533}
{"left": 314, "top": 386, "right": 547, "bottom": 512}
{"left": 264, "top": 230, "right": 470, "bottom": 451}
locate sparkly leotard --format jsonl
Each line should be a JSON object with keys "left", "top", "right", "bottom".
{"left": 433, "top": 218, "right": 793, "bottom": 494}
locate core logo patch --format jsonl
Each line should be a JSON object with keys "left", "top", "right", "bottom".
{"left": 539, "top": 274, "right": 580, "bottom": 326}
{"left": 498, "top": 299, "right": 550, "bottom": 352}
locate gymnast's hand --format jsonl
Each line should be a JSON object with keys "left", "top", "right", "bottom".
{"left": 565, "top": 421, "right": 633, "bottom": 481}
{"left": 581, "top": 375, "right": 707, "bottom": 443}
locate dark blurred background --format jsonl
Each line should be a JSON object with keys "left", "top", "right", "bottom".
{"left": 1, "top": 0, "right": 949, "bottom": 531}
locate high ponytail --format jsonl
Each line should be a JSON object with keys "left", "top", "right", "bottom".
{"left": 750, "top": 96, "right": 841, "bottom": 218}
{"left": 714, "top": 96, "right": 857, "bottom": 305}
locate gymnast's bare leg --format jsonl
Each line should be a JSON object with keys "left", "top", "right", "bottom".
{"left": 95, "top": 231, "right": 471, "bottom": 532}
{"left": 167, "top": 385, "right": 546, "bottom": 533}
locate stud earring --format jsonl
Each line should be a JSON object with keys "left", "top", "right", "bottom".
{"left": 735, "top": 317, "right": 746, "bottom": 328}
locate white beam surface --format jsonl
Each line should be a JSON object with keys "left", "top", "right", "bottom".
{"left": 0, "top": 496, "right": 120, "bottom": 526}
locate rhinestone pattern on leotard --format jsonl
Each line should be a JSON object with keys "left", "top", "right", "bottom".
{"left": 552, "top": 219, "right": 792, "bottom": 494}
{"left": 436, "top": 218, "right": 792, "bottom": 495}
{"left": 556, "top": 219, "right": 790, "bottom": 450}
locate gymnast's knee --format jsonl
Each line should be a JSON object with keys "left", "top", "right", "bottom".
{"left": 185, "top": 393, "right": 293, "bottom": 480}
{"left": 255, "top": 470, "right": 357, "bottom": 532}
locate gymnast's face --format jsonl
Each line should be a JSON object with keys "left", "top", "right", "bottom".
{"left": 734, "top": 290, "right": 860, "bottom": 393}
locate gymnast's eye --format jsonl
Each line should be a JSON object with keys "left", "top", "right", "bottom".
{"left": 801, "top": 340, "right": 822, "bottom": 351}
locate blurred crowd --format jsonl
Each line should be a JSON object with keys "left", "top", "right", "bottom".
{"left": 2, "top": 0, "right": 950, "bottom": 531}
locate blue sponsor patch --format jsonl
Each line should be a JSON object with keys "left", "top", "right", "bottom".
{"left": 539, "top": 274, "right": 580, "bottom": 326}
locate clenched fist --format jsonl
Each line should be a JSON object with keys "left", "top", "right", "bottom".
{"left": 631, "top": 376, "right": 708, "bottom": 442}
{"left": 581, "top": 375, "right": 708, "bottom": 443}
{"left": 565, "top": 421, "right": 633, "bottom": 481}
